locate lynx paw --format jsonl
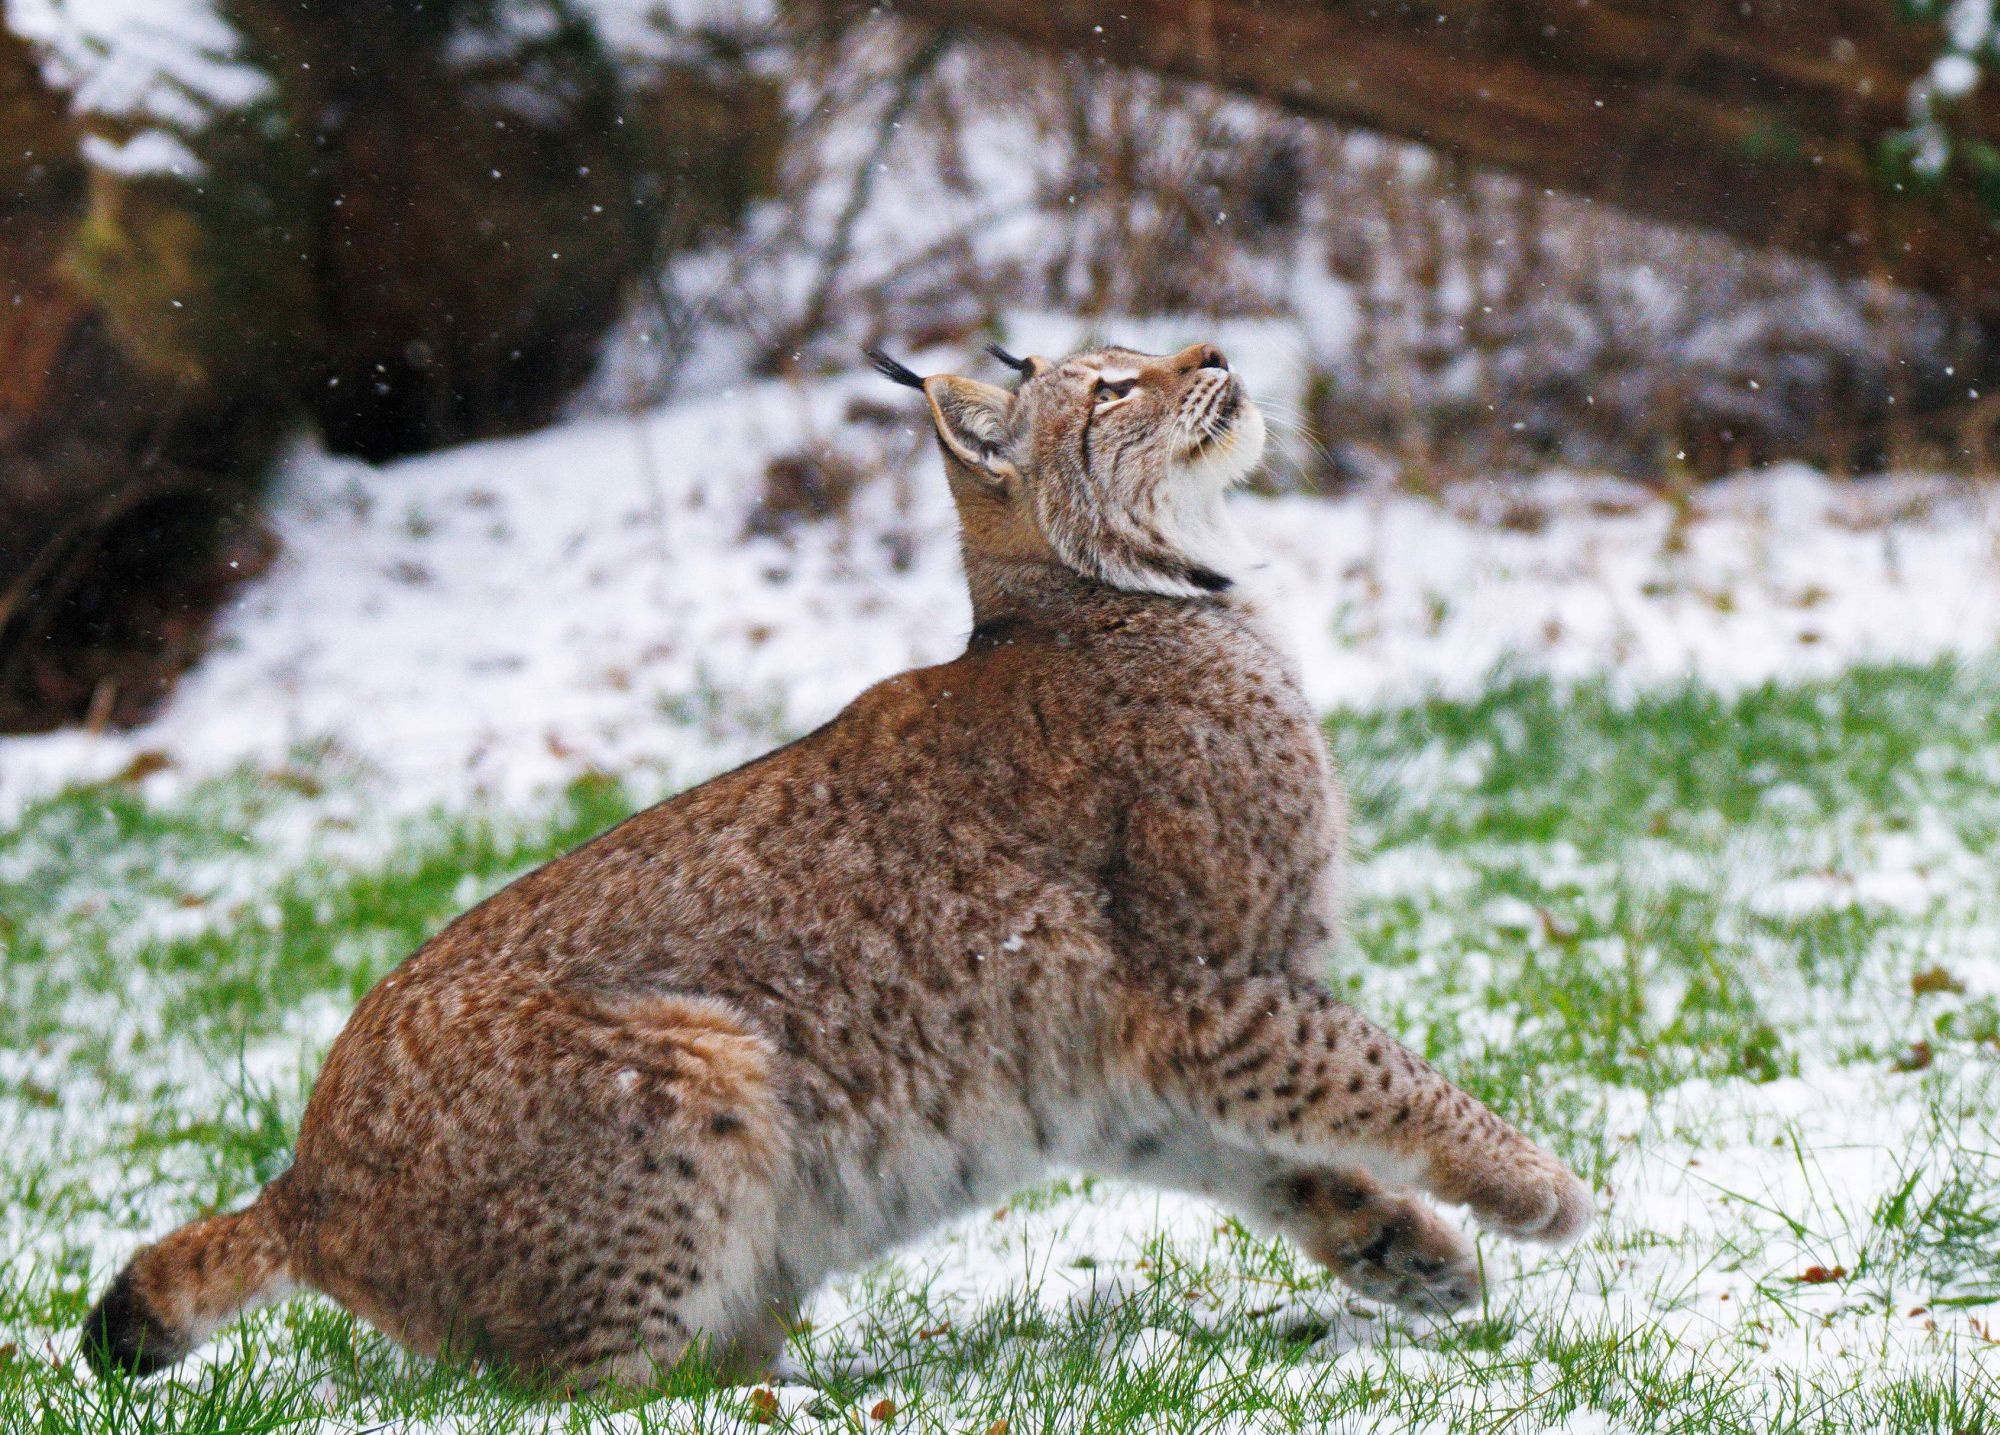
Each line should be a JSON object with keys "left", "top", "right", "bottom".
{"left": 1288, "top": 1176, "right": 1482, "bottom": 1313}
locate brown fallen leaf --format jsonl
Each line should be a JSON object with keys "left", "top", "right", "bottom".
{"left": 986, "top": 1421, "right": 1009, "bottom": 1435}
{"left": 114, "top": 750, "right": 172, "bottom": 784}
{"left": 265, "top": 768, "right": 324, "bottom": 798}
{"left": 1911, "top": 966, "right": 1966, "bottom": 997}
{"left": 1893, "top": 1041, "right": 1935, "bottom": 1073}
{"left": 0, "top": 1342, "right": 15, "bottom": 1369}
{"left": 870, "top": 1398, "right": 897, "bottom": 1422}
{"left": 1792, "top": 1265, "right": 1847, "bottom": 1285}
{"left": 1535, "top": 906, "right": 1579, "bottom": 945}
{"left": 747, "top": 1388, "right": 779, "bottom": 1423}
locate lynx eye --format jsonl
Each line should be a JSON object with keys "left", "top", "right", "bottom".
{"left": 1094, "top": 376, "right": 1136, "bottom": 401}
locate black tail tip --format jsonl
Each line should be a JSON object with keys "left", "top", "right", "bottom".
{"left": 79, "top": 1269, "right": 180, "bottom": 1380}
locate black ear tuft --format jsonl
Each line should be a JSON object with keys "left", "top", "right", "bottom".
{"left": 985, "top": 343, "right": 1034, "bottom": 377}
{"left": 864, "top": 347, "right": 926, "bottom": 391}
{"left": 1161, "top": 560, "right": 1233, "bottom": 594}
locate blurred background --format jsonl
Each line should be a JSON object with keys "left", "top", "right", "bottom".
{"left": 2, "top": 0, "right": 1999, "bottom": 784}
{"left": 9, "top": 9, "right": 2000, "bottom": 1426}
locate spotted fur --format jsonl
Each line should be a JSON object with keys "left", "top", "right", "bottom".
{"left": 81, "top": 341, "right": 1589, "bottom": 1393}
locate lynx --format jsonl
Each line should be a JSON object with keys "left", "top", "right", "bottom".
{"left": 83, "top": 340, "right": 1590, "bottom": 1392}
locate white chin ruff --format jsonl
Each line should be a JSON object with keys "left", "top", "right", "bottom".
{"left": 1113, "top": 399, "right": 1263, "bottom": 598}
{"left": 1179, "top": 401, "right": 1267, "bottom": 492}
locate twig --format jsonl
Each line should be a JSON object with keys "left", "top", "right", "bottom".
{"left": 780, "top": 28, "right": 953, "bottom": 360}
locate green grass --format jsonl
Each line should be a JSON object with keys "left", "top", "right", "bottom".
{"left": 4, "top": 659, "right": 2000, "bottom": 1430}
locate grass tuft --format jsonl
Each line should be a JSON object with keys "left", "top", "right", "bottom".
{"left": 3, "top": 660, "right": 1999, "bottom": 1430}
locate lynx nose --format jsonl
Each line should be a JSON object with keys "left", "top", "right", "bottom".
{"left": 1181, "top": 343, "right": 1228, "bottom": 374}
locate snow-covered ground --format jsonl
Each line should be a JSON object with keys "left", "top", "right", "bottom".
{"left": 3, "top": 360, "right": 1999, "bottom": 1429}
{"left": 5, "top": 360, "right": 1998, "bottom": 819}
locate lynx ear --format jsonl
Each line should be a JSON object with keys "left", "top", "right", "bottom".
{"left": 922, "top": 376, "right": 1018, "bottom": 486}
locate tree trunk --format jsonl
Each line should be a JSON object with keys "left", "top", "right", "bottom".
{"left": 0, "top": 8, "right": 779, "bottom": 734}
{"left": 879, "top": 0, "right": 2000, "bottom": 329}
{"left": 0, "top": 29, "right": 280, "bottom": 735}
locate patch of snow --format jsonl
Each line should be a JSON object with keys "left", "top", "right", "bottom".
{"left": 4, "top": 362, "right": 1998, "bottom": 819}
{"left": 7, "top": 0, "right": 269, "bottom": 175}
{"left": 77, "top": 128, "right": 200, "bottom": 176}
{"left": 570, "top": 0, "right": 780, "bottom": 71}
{"left": 1932, "top": 52, "right": 1983, "bottom": 98}
{"left": 1948, "top": 0, "right": 1997, "bottom": 54}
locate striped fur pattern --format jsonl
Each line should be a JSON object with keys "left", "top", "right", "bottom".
{"left": 81, "top": 341, "right": 1590, "bottom": 1393}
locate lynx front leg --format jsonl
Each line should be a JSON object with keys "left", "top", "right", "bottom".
{"left": 1115, "top": 976, "right": 1593, "bottom": 1245}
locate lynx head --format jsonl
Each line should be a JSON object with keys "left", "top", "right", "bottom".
{"left": 871, "top": 341, "right": 1266, "bottom": 600}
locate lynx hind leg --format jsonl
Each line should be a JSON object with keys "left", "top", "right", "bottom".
{"left": 710, "top": 1297, "right": 801, "bottom": 1384}
{"left": 1272, "top": 1168, "right": 1481, "bottom": 1313}
{"left": 329, "top": 989, "right": 797, "bottom": 1398}
{"left": 565, "top": 994, "right": 797, "bottom": 1394}
{"left": 588, "top": 1289, "right": 796, "bottom": 1395}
